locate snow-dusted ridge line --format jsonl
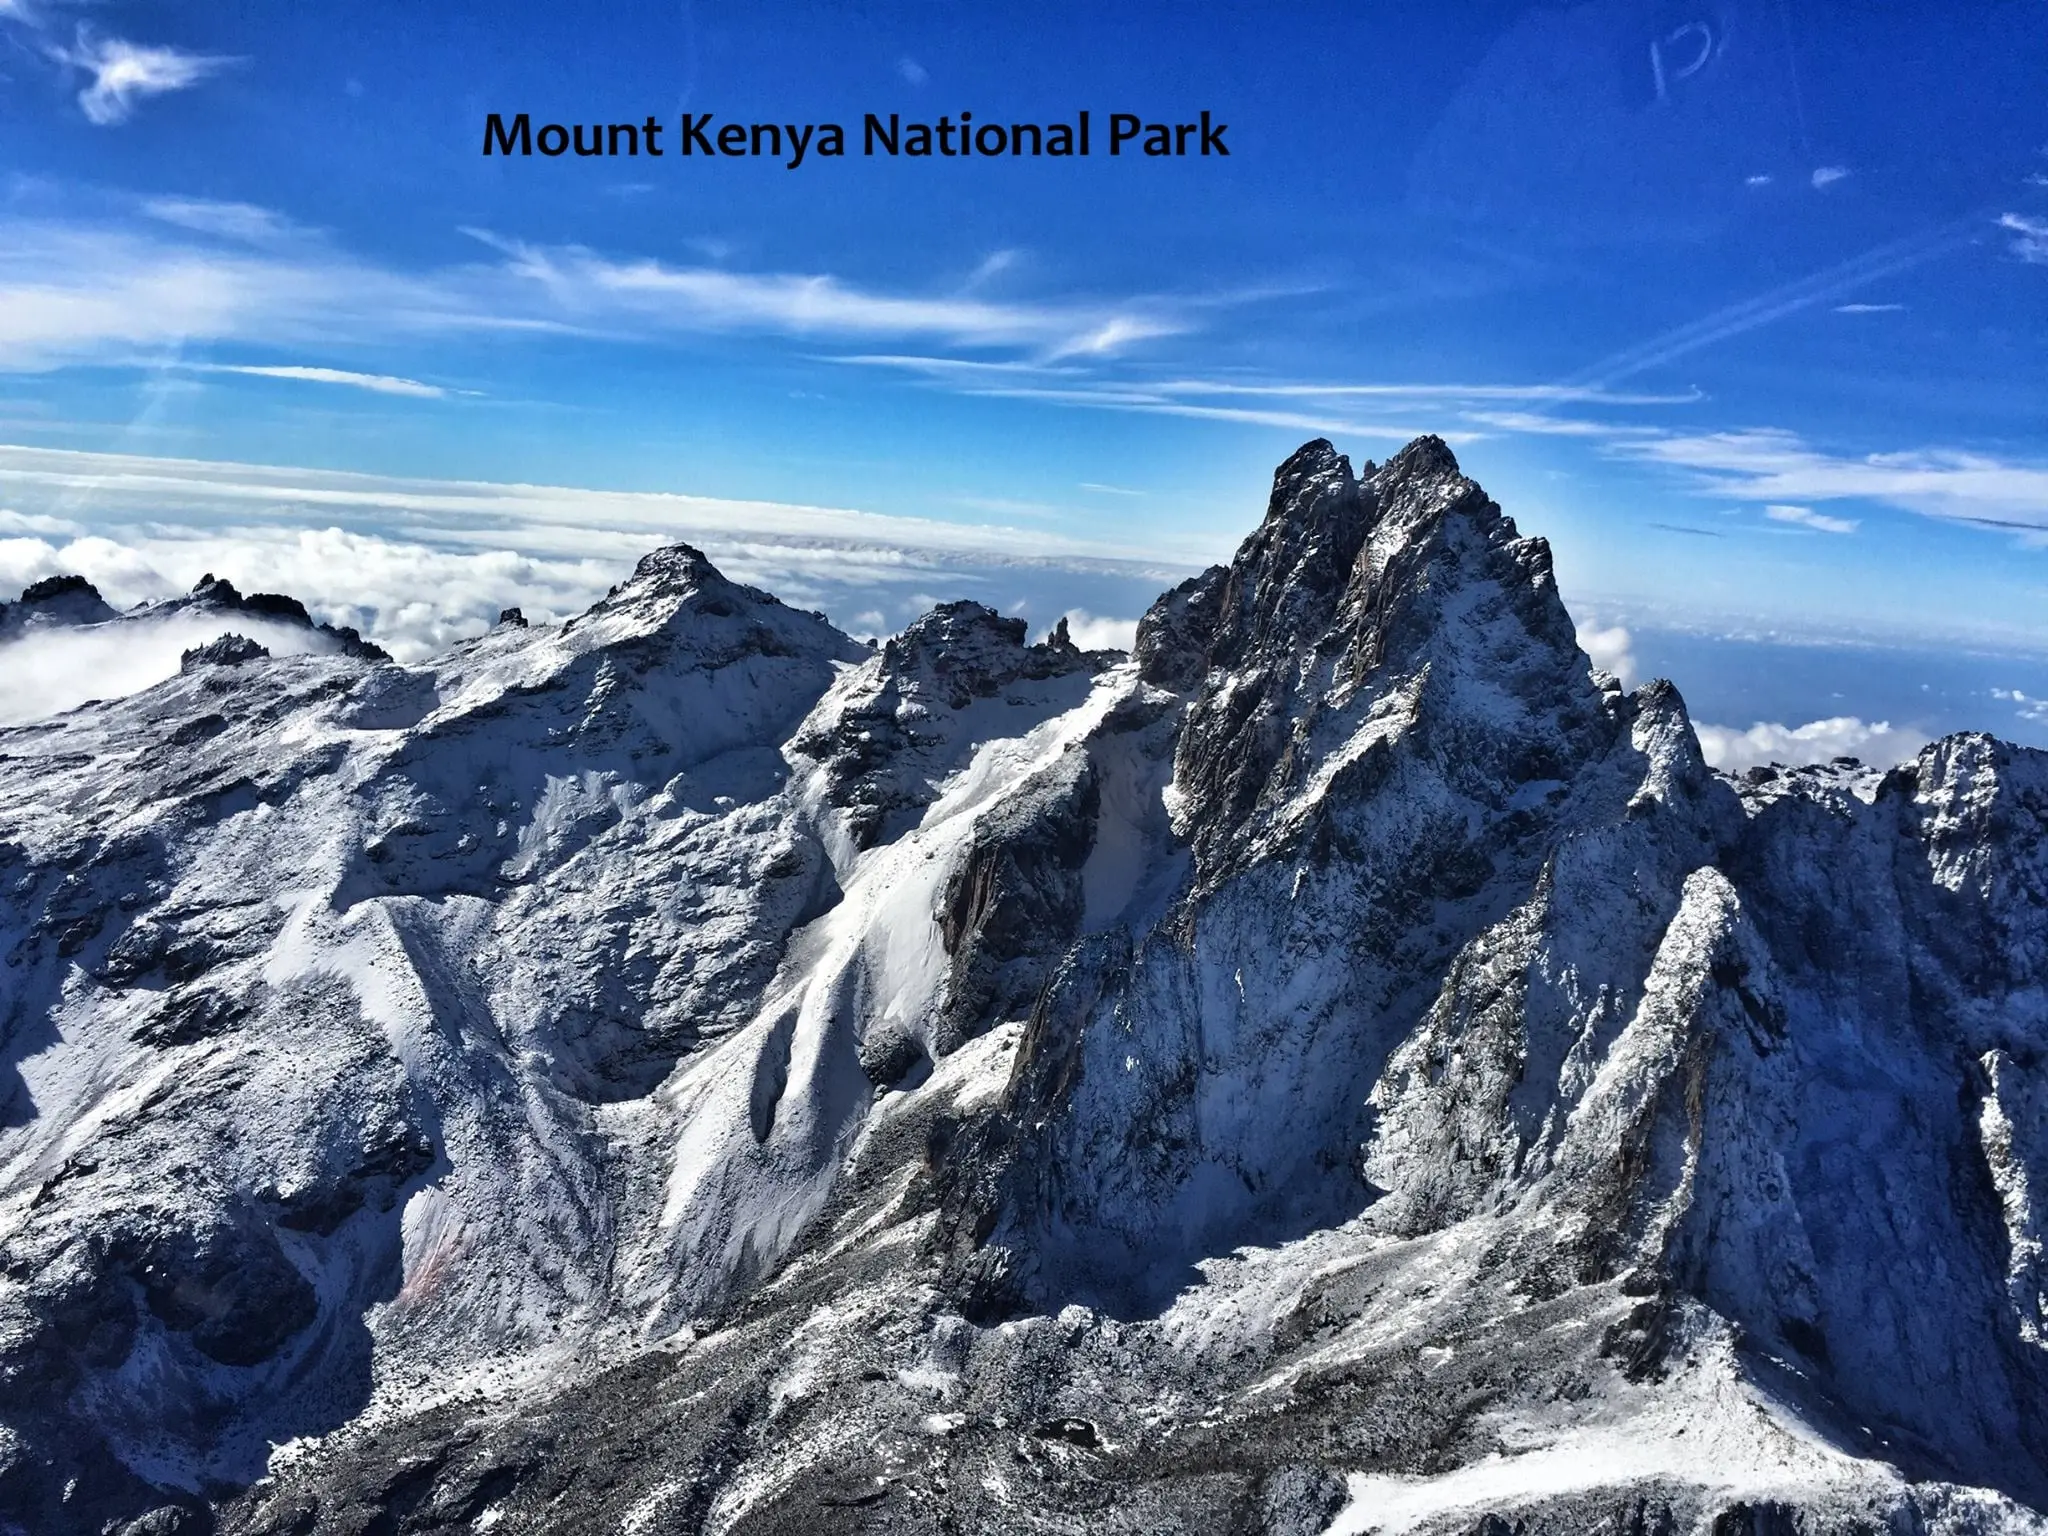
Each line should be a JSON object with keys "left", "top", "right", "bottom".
{"left": 1, "top": 443, "right": 2045, "bottom": 1534}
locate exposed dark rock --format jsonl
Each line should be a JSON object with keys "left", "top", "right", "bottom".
{"left": 181, "top": 634, "right": 271, "bottom": 671}
{"left": 0, "top": 573, "right": 118, "bottom": 637}
{"left": 178, "top": 573, "right": 390, "bottom": 660}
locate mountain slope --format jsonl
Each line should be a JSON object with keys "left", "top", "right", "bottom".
{"left": 1, "top": 440, "right": 2044, "bottom": 1535}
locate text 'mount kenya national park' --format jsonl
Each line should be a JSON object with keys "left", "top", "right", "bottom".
{"left": 2, "top": 4, "right": 2047, "bottom": 1535}
{"left": 481, "top": 111, "right": 1232, "bottom": 167}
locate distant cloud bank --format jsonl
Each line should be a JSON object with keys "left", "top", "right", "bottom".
{"left": 0, "top": 444, "right": 1202, "bottom": 663}
{"left": 1694, "top": 716, "right": 1928, "bottom": 773}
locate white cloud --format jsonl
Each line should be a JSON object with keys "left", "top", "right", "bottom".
{"left": 1694, "top": 716, "right": 1928, "bottom": 773}
{"left": 963, "top": 250, "right": 1019, "bottom": 288}
{"left": 190, "top": 364, "right": 448, "bottom": 398}
{"left": 142, "top": 197, "right": 309, "bottom": 246}
{"left": 829, "top": 357, "right": 1699, "bottom": 408}
{"left": 0, "top": 442, "right": 1195, "bottom": 567}
{"left": 1999, "top": 213, "right": 2048, "bottom": 265}
{"left": 1049, "top": 316, "right": 1178, "bottom": 360}
{"left": 1461, "top": 410, "right": 1655, "bottom": 438}
{"left": 1811, "top": 166, "right": 1851, "bottom": 189}
{"left": 0, "top": 508, "right": 81, "bottom": 536}
{"left": 55, "top": 31, "right": 233, "bottom": 125}
{"left": 1575, "top": 623, "right": 1637, "bottom": 685}
{"left": 1056, "top": 610, "right": 1139, "bottom": 650}
{"left": 1615, "top": 428, "right": 2048, "bottom": 535}
{"left": 940, "top": 382, "right": 1471, "bottom": 443}
{"left": 469, "top": 230, "right": 1184, "bottom": 358}
{"left": 1833, "top": 302, "right": 1904, "bottom": 314}
{"left": 1745, "top": 174, "right": 1773, "bottom": 187}
{"left": 0, "top": 444, "right": 1206, "bottom": 663}
{"left": 0, "top": 613, "right": 332, "bottom": 726}
{"left": 1568, "top": 223, "right": 1969, "bottom": 388}
{"left": 0, "top": 210, "right": 1193, "bottom": 371}
{"left": 0, "top": 531, "right": 171, "bottom": 602}
{"left": 1993, "top": 688, "right": 2048, "bottom": 724}
{"left": 897, "top": 57, "right": 928, "bottom": 85}
{"left": 827, "top": 360, "right": 1704, "bottom": 443}
{"left": 1763, "top": 503, "right": 1858, "bottom": 534}
{"left": 0, "top": 218, "right": 454, "bottom": 371}
{"left": 827, "top": 354, "right": 1087, "bottom": 380}
{"left": 1145, "top": 379, "right": 1701, "bottom": 406}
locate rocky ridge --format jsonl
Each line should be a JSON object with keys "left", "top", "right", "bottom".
{"left": 0, "top": 440, "right": 2044, "bottom": 1534}
{"left": 0, "top": 570, "right": 387, "bottom": 662}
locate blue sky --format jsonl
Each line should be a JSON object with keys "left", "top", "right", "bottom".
{"left": 2, "top": 0, "right": 2046, "bottom": 759}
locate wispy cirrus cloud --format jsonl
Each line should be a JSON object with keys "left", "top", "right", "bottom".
{"left": 822, "top": 356, "right": 1693, "bottom": 442}
{"left": 1, "top": 0, "right": 233, "bottom": 125}
{"left": 50, "top": 29, "right": 235, "bottom": 125}
{"left": 828, "top": 355, "right": 1698, "bottom": 406}
{"left": 142, "top": 197, "right": 313, "bottom": 246}
{"left": 1565, "top": 222, "right": 1977, "bottom": 389}
{"left": 1764, "top": 503, "right": 1858, "bottom": 535}
{"left": 0, "top": 205, "right": 1195, "bottom": 375}
{"left": 1459, "top": 409, "right": 1656, "bottom": 438}
{"left": 64, "top": 36, "right": 233, "bottom": 125}
{"left": 466, "top": 230, "right": 1186, "bottom": 358}
{"left": 1143, "top": 379, "right": 1701, "bottom": 406}
{"left": 182, "top": 364, "right": 452, "bottom": 399}
{"left": 935, "top": 383, "right": 1470, "bottom": 442}
{"left": 1616, "top": 428, "right": 2048, "bottom": 537}
{"left": 1999, "top": 213, "right": 2048, "bottom": 265}
{"left": 0, "top": 216, "right": 457, "bottom": 370}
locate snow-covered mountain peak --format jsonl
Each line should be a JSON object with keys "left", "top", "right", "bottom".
{"left": 789, "top": 598, "right": 1104, "bottom": 855}
{"left": 872, "top": 600, "right": 1098, "bottom": 712}
{"left": 158, "top": 572, "right": 389, "bottom": 660}
{"left": 1135, "top": 434, "right": 1613, "bottom": 887}
{"left": 575, "top": 540, "right": 730, "bottom": 628}
{"left": 1375, "top": 427, "right": 1464, "bottom": 485}
{"left": 5, "top": 439, "right": 2048, "bottom": 1534}
{"left": 559, "top": 540, "right": 850, "bottom": 658}
{"left": 179, "top": 633, "right": 272, "bottom": 672}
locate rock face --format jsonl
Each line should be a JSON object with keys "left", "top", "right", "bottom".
{"left": 0, "top": 446, "right": 2045, "bottom": 1535}
{"left": 180, "top": 634, "right": 272, "bottom": 672}
{"left": 0, "top": 569, "right": 392, "bottom": 677}
{"left": 168, "top": 573, "right": 390, "bottom": 660}
{"left": 0, "top": 574, "right": 118, "bottom": 638}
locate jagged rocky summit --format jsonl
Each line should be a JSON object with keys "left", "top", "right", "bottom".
{"left": 1, "top": 438, "right": 2046, "bottom": 1536}
{"left": 0, "top": 576, "right": 119, "bottom": 639}
{"left": 0, "top": 570, "right": 387, "bottom": 659}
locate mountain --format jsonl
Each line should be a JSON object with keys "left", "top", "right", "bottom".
{"left": 0, "top": 576, "right": 119, "bottom": 639}
{"left": 1, "top": 438, "right": 2045, "bottom": 1535}
{"left": 0, "top": 572, "right": 386, "bottom": 658}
